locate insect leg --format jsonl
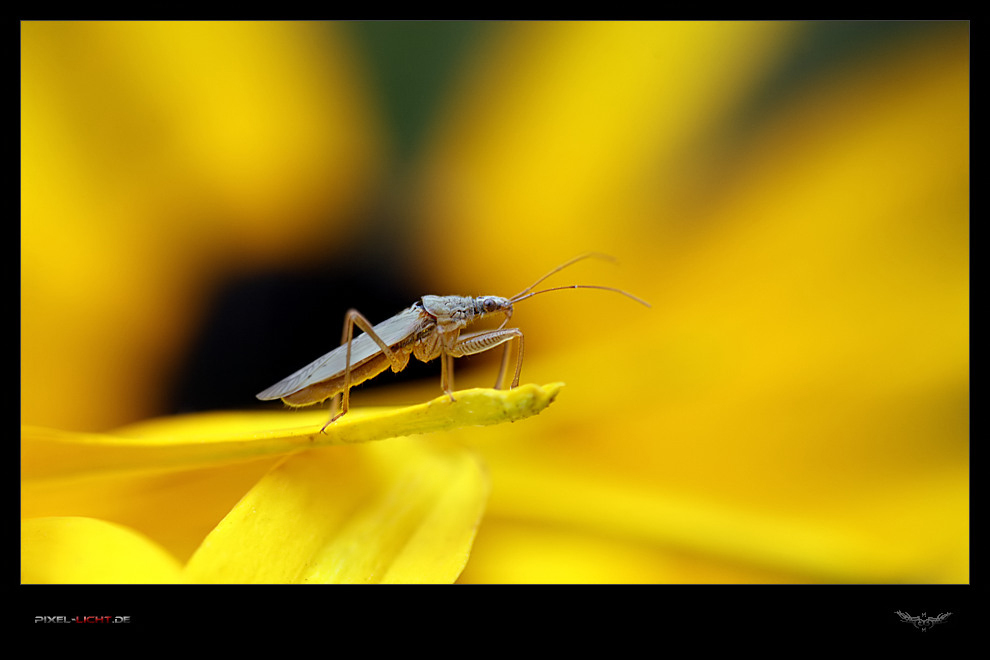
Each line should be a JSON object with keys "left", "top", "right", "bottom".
{"left": 325, "top": 308, "right": 406, "bottom": 429}
{"left": 328, "top": 313, "right": 352, "bottom": 419}
{"left": 440, "top": 352, "right": 456, "bottom": 402}
{"left": 494, "top": 342, "right": 512, "bottom": 390}
{"left": 450, "top": 328, "right": 525, "bottom": 390}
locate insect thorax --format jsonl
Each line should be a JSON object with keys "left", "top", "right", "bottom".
{"left": 421, "top": 295, "right": 475, "bottom": 326}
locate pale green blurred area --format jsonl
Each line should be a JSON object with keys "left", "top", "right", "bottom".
{"left": 21, "top": 21, "right": 968, "bottom": 583}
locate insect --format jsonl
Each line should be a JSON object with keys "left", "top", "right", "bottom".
{"left": 256, "top": 253, "right": 650, "bottom": 430}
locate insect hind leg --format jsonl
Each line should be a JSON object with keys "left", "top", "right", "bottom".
{"left": 325, "top": 308, "right": 405, "bottom": 432}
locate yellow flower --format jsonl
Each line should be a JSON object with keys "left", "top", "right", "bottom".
{"left": 21, "top": 20, "right": 383, "bottom": 431}
{"left": 22, "top": 21, "right": 968, "bottom": 583}
{"left": 407, "top": 21, "right": 968, "bottom": 583}
{"left": 22, "top": 385, "right": 559, "bottom": 583}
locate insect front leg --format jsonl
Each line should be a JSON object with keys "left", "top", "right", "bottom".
{"left": 449, "top": 328, "right": 525, "bottom": 391}
{"left": 325, "top": 308, "right": 406, "bottom": 430}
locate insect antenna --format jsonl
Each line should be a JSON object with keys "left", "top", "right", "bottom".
{"left": 509, "top": 252, "right": 618, "bottom": 300}
{"left": 510, "top": 284, "right": 651, "bottom": 307}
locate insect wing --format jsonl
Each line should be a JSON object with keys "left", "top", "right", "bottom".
{"left": 256, "top": 306, "right": 426, "bottom": 400}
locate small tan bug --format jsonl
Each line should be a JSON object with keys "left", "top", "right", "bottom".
{"left": 256, "top": 253, "right": 649, "bottom": 430}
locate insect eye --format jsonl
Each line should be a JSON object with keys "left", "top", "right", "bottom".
{"left": 484, "top": 298, "right": 498, "bottom": 312}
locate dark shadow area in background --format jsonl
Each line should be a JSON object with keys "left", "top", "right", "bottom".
{"left": 167, "top": 256, "right": 437, "bottom": 414}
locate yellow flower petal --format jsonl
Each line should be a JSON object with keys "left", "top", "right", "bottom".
{"left": 183, "top": 440, "right": 489, "bottom": 583}
{"left": 413, "top": 21, "right": 798, "bottom": 284}
{"left": 405, "top": 23, "right": 968, "bottom": 583}
{"left": 22, "top": 516, "right": 184, "bottom": 584}
{"left": 22, "top": 383, "right": 563, "bottom": 480}
{"left": 21, "top": 21, "right": 384, "bottom": 431}
{"left": 474, "top": 463, "right": 967, "bottom": 583}
{"left": 22, "top": 457, "right": 282, "bottom": 565}
{"left": 22, "top": 384, "right": 556, "bottom": 583}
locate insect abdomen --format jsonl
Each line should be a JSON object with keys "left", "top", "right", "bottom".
{"left": 280, "top": 349, "right": 411, "bottom": 407}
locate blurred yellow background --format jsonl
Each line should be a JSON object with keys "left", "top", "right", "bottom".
{"left": 21, "top": 21, "right": 968, "bottom": 583}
